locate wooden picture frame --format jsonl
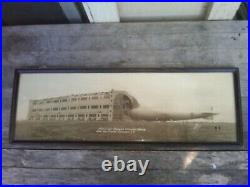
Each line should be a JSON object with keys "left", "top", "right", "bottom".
{"left": 9, "top": 67, "right": 243, "bottom": 146}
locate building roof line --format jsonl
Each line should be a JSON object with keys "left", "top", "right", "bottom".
{"left": 30, "top": 90, "right": 116, "bottom": 102}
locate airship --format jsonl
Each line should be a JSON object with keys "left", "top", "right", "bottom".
{"left": 113, "top": 90, "right": 217, "bottom": 121}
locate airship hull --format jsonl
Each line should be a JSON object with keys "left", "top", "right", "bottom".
{"left": 128, "top": 108, "right": 216, "bottom": 121}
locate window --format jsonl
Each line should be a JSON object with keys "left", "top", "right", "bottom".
{"left": 38, "top": 108, "right": 43, "bottom": 111}
{"left": 71, "top": 98, "right": 77, "bottom": 102}
{"left": 68, "top": 114, "right": 74, "bottom": 117}
{"left": 59, "top": 115, "right": 65, "bottom": 117}
{"left": 43, "top": 115, "right": 48, "bottom": 120}
{"left": 53, "top": 107, "right": 58, "bottom": 111}
{"left": 91, "top": 105, "right": 98, "bottom": 109}
{"left": 101, "top": 114, "right": 109, "bottom": 120}
{"left": 70, "top": 106, "right": 76, "bottom": 110}
{"left": 80, "top": 106, "right": 86, "bottom": 109}
{"left": 89, "top": 114, "right": 96, "bottom": 117}
{"left": 54, "top": 100, "right": 59, "bottom": 103}
{"left": 51, "top": 115, "right": 56, "bottom": 117}
{"left": 78, "top": 114, "right": 85, "bottom": 117}
{"left": 104, "top": 95, "right": 110, "bottom": 99}
{"left": 61, "top": 107, "right": 67, "bottom": 110}
{"left": 46, "top": 108, "right": 50, "bottom": 111}
{"left": 32, "top": 109, "right": 36, "bottom": 112}
{"left": 46, "top": 100, "right": 51, "bottom": 103}
{"left": 92, "top": 96, "right": 98, "bottom": 100}
{"left": 81, "top": 97, "right": 87, "bottom": 100}
{"left": 61, "top": 99, "right": 68, "bottom": 102}
{"left": 103, "top": 105, "right": 110, "bottom": 109}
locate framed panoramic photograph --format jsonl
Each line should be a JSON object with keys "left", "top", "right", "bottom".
{"left": 10, "top": 68, "right": 242, "bottom": 144}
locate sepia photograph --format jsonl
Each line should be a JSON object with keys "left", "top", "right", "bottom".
{"left": 11, "top": 68, "right": 241, "bottom": 143}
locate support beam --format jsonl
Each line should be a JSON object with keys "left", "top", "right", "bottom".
{"left": 82, "top": 2, "right": 120, "bottom": 23}
{"left": 207, "top": 2, "right": 241, "bottom": 20}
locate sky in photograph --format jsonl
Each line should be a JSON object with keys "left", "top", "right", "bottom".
{"left": 16, "top": 72, "right": 236, "bottom": 122}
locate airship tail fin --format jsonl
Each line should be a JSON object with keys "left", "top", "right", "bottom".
{"left": 202, "top": 112, "right": 218, "bottom": 120}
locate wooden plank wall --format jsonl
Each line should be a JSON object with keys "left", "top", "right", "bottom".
{"left": 2, "top": 21, "right": 248, "bottom": 184}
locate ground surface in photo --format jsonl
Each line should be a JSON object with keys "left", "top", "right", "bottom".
{"left": 15, "top": 120, "right": 236, "bottom": 142}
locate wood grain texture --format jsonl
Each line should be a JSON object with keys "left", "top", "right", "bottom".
{"left": 3, "top": 168, "right": 247, "bottom": 184}
{"left": 2, "top": 21, "right": 248, "bottom": 184}
{"left": 3, "top": 149, "right": 247, "bottom": 170}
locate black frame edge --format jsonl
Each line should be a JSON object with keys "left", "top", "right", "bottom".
{"left": 8, "top": 67, "right": 244, "bottom": 149}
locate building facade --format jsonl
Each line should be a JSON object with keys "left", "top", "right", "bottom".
{"left": 27, "top": 90, "right": 138, "bottom": 122}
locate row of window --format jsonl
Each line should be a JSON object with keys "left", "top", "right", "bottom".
{"left": 33, "top": 95, "right": 111, "bottom": 105}
{"left": 32, "top": 105, "right": 110, "bottom": 112}
{"left": 30, "top": 113, "right": 110, "bottom": 119}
